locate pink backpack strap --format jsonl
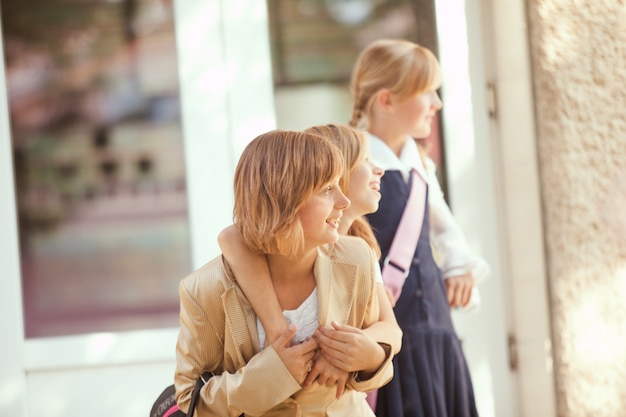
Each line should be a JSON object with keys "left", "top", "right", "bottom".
{"left": 381, "top": 169, "right": 426, "bottom": 302}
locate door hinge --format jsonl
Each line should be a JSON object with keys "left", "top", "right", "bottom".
{"left": 508, "top": 333, "right": 519, "bottom": 372}
{"left": 487, "top": 82, "right": 497, "bottom": 120}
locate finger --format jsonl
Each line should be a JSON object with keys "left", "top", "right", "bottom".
{"left": 316, "top": 326, "right": 354, "bottom": 347}
{"left": 316, "top": 335, "right": 347, "bottom": 361}
{"left": 303, "top": 366, "right": 319, "bottom": 388}
{"left": 302, "top": 349, "right": 316, "bottom": 364}
{"left": 448, "top": 285, "right": 457, "bottom": 307}
{"left": 272, "top": 324, "right": 297, "bottom": 351}
{"left": 454, "top": 280, "right": 466, "bottom": 307}
{"left": 330, "top": 321, "right": 359, "bottom": 333}
{"left": 335, "top": 383, "right": 345, "bottom": 399}
{"left": 316, "top": 373, "right": 328, "bottom": 386}
{"left": 300, "top": 360, "right": 313, "bottom": 386}
{"left": 445, "top": 280, "right": 455, "bottom": 305}
{"left": 456, "top": 285, "right": 466, "bottom": 307}
{"left": 301, "top": 336, "right": 319, "bottom": 352}
{"left": 459, "top": 279, "right": 471, "bottom": 305}
{"left": 461, "top": 284, "right": 473, "bottom": 307}
{"left": 316, "top": 334, "right": 348, "bottom": 355}
{"left": 315, "top": 328, "right": 343, "bottom": 348}
{"left": 334, "top": 371, "right": 349, "bottom": 398}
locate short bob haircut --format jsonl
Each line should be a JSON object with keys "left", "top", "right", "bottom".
{"left": 233, "top": 129, "right": 344, "bottom": 256}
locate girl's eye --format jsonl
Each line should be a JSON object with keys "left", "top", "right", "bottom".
{"left": 321, "top": 185, "right": 335, "bottom": 195}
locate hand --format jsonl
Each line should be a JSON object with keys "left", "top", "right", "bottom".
{"left": 445, "top": 273, "right": 474, "bottom": 308}
{"left": 272, "top": 324, "right": 318, "bottom": 385}
{"left": 303, "top": 351, "right": 349, "bottom": 399}
{"left": 314, "top": 321, "right": 385, "bottom": 374}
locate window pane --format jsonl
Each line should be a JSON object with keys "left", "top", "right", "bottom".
{"left": 268, "top": 0, "right": 439, "bottom": 85}
{"left": 1, "top": 0, "right": 190, "bottom": 338}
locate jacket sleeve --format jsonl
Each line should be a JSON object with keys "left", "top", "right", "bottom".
{"left": 174, "top": 275, "right": 302, "bottom": 416}
{"left": 346, "top": 245, "right": 394, "bottom": 392}
{"left": 346, "top": 342, "right": 394, "bottom": 393}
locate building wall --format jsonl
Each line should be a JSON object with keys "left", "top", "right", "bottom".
{"left": 526, "top": 1, "right": 626, "bottom": 415}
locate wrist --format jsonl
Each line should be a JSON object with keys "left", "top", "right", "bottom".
{"left": 265, "top": 319, "right": 290, "bottom": 346}
{"left": 356, "top": 343, "right": 391, "bottom": 381}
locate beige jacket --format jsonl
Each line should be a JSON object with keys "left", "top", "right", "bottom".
{"left": 174, "top": 235, "right": 394, "bottom": 417}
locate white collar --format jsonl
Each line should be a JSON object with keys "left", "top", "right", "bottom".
{"left": 367, "top": 133, "right": 429, "bottom": 182}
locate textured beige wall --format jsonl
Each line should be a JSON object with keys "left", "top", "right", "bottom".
{"left": 527, "top": 1, "right": 626, "bottom": 415}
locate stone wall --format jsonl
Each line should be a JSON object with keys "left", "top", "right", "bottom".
{"left": 526, "top": 1, "right": 626, "bottom": 415}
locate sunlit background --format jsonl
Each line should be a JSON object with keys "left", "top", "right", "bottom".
{"left": 1, "top": 0, "right": 626, "bottom": 416}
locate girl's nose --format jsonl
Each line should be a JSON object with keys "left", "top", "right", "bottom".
{"left": 335, "top": 189, "right": 351, "bottom": 210}
{"left": 433, "top": 91, "right": 443, "bottom": 110}
{"left": 372, "top": 163, "right": 384, "bottom": 178}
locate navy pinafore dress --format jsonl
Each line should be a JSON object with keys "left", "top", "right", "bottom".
{"left": 366, "top": 170, "right": 479, "bottom": 417}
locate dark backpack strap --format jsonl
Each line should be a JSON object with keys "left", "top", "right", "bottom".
{"left": 186, "top": 371, "right": 214, "bottom": 417}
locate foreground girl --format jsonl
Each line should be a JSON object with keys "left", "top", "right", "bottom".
{"left": 175, "top": 129, "right": 393, "bottom": 416}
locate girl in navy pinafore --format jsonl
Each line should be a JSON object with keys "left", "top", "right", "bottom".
{"left": 366, "top": 167, "right": 478, "bottom": 417}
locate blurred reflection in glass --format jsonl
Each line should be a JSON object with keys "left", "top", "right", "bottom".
{"left": 1, "top": 0, "right": 190, "bottom": 338}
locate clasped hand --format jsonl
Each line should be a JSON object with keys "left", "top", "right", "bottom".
{"left": 274, "top": 321, "right": 385, "bottom": 399}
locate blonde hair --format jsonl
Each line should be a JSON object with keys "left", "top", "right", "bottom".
{"left": 349, "top": 39, "right": 441, "bottom": 129}
{"left": 233, "top": 130, "right": 343, "bottom": 256}
{"left": 304, "top": 124, "right": 381, "bottom": 258}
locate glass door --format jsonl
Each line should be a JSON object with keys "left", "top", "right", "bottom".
{"left": 1, "top": 0, "right": 189, "bottom": 339}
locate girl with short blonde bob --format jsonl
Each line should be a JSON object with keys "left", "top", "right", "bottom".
{"left": 233, "top": 129, "right": 343, "bottom": 257}
{"left": 175, "top": 129, "right": 394, "bottom": 417}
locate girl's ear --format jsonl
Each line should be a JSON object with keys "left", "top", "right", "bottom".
{"left": 374, "top": 89, "right": 394, "bottom": 112}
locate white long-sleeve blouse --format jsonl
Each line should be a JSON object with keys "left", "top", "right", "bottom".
{"left": 367, "top": 133, "right": 490, "bottom": 286}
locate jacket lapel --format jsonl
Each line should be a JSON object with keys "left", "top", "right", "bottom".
{"left": 221, "top": 258, "right": 260, "bottom": 367}
{"left": 218, "top": 248, "right": 360, "bottom": 369}
{"left": 315, "top": 247, "right": 358, "bottom": 328}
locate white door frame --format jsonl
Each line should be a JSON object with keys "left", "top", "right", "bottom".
{"left": 434, "top": 0, "right": 557, "bottom": 416}
{"left": 434, "top": 1, "right": 515, "bottom": 416}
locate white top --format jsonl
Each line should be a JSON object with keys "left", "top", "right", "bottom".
{"left": 256, "top": 245, "right": 383, "bottom": 350}
{"left": 374, "top": 265, "right": 383, "bottom": 283}
{"left": 257, "top": 288, "right": 319, "bottom": 350}
{"left": 368, "top": 133, "right": 490, "bottom": 285}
